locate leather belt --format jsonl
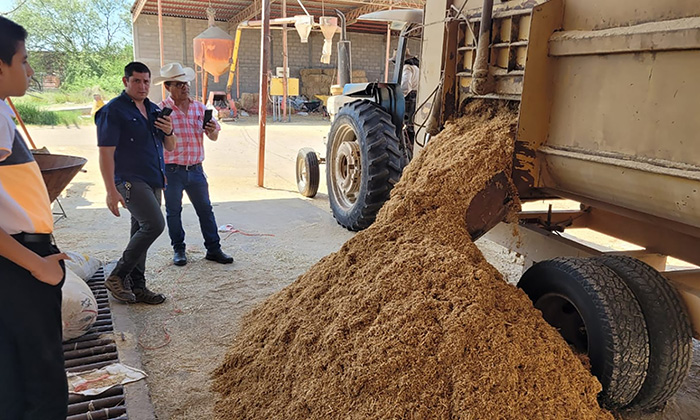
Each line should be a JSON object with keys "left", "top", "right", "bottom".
{"left": 12, "top": 232, "right": 54, "bottom": 244}
{"left": 166, "top": 163, "right": 202, "bottom": 171}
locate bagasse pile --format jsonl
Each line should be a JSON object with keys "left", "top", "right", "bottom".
{"left": 213, "top": 102, "right": 613, "bottom": 419}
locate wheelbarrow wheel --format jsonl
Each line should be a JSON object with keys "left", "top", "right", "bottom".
{"left": 296, "top": 147, "right": 320, "bottom": 198}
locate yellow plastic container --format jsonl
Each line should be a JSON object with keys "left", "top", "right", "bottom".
{"left": 270, "top": 77, "right": 299, "bottom": 96}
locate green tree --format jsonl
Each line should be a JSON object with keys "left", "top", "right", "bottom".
{"left": 9, "top": 0, "right": 133, "bottom": 94}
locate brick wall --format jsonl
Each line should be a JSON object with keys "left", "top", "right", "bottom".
{"left": 133, "top": 15, "right": 421, "bottom": 103}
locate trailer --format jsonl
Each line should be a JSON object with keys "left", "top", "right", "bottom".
{"left": 410, "top": 0, "right": 700, "bottom": 410}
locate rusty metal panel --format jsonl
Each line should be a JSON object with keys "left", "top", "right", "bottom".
{"left": 514, "top": 0, "right": 563, "bottom": 195}
{"left": 441, "top": 19, "right": 460, "bottom": 125}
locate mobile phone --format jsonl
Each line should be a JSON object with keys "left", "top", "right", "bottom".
{"left": 158, "top": 107, "right": 173, "bottom": 119}
{"left": 202, "top": 109, "right": 213, "bottom": 129}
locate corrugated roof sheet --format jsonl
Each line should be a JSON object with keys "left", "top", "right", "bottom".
{"left": 132, "top": 0, "right": 424, "bottom": 34}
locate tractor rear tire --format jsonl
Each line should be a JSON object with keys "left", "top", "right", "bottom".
{"left": 597, "top": 255, "right": 693, "bottom": 411}
{"left": 296, "top": 148, "right": 319, "bottom": 198}
{"left": 518, "top": 257, "right": 650, "bottom": 409}
{"left": 326, "top": 100, "right": 402, "bottom": 231}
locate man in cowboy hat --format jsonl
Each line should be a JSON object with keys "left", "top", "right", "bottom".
{"left": 155, "top": 62, "right": 233, "bottom": 266}
{"left": 96, "top": 61, "right": 175, "bottom": 305}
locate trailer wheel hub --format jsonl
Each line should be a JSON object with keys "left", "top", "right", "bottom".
{"left": 535, "top": 292, "right": 588, "bottom": 353}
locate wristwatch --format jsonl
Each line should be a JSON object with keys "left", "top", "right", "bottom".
{"left": 165, "top": 129, "right": 174, "bottom": 136}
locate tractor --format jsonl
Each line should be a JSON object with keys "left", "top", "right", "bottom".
{"left": 295, "top": 9, "right": 423, "bottom": 231}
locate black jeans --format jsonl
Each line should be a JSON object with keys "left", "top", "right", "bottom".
{"left": 0, "top": 238, "right": 67, "bottom": 420}
{"left": 164, "top": 164, "right": 221, "bottom": 253}
{"left": 111, "top": 180, "right": 165, "bottom": 289}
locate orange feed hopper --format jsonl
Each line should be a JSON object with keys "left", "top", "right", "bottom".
{"left": 193, "top": 26, "right": 234, "bottom": 83}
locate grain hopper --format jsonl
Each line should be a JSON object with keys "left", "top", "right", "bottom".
{"left": 193, "top": 6, "right": 236, "bottom": 118}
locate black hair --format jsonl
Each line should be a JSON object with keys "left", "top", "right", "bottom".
{"left": 0, "top": 16, "right": 27, "bottom": 66}
{"left": 124, "top": 62, "right": 151, "bottom": 79}
{"left": 405, "top": 56, "right": 420, "bottom": 67}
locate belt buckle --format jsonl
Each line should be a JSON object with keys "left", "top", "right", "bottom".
{"left": 185, "top": 164, "right": 191, "bottom": 171}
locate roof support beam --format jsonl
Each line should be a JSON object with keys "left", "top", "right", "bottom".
{"left": 345, "top": 3, "right": 387, "bottom": 25}
{"left": 229, "top": 0, "right": 424, "bottom": 28}
{"left": 346, "top": 0, "right": 424, "bottom": 25}
{"left": 229, "top": 0, "right": 272, "bottom": 28}
{"left": 132, "top": 0, "right": 148, "bottom": 22}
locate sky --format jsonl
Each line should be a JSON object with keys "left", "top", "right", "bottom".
{"left": 0, "top": 0, "right": 18, "bottom": 14}
{"left": 1, "top": 0, "right": 133, "bottom": 46}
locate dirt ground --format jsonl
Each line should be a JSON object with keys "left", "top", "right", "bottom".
{"left": 29, "top": 115, "right": 699, "bottom": 419}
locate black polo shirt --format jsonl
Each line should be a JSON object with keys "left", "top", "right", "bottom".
{"left": 95, "top": 91, "right": 166, "bottom": 188}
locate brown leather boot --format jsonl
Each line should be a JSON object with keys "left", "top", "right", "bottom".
{"left": 133, "top": 287, "right": 166, "bottom": 305}
{"left": 105, "top": 274, "right": 136, "bottom": 303}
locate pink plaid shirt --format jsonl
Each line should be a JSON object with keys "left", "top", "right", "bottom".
{"left": 159, "top": 96, "right": 220, "bottom": 166}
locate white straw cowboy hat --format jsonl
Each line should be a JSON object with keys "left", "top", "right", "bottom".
{"left": 153, "top": 63, "right": 195, "bottom": 85}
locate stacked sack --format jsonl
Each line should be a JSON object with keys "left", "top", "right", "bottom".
{"left": 62, "top": 252, "right": 101, "bottom": 342}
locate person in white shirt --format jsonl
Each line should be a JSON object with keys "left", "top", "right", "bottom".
{"left": 0, "top": 16, "right": 69, "bottom": 419}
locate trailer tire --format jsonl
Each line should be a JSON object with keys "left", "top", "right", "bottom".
{"left": 518, "top": 257, "right": 650, "bottom": 408}
{"left": 596, "top": 255, "right": 693, "bottom": 410}
{"left": 296, "top": 148, "right": 320, "bottom": 198}
{"left": 326, "top": 100, "right": 402, "bottom": 231}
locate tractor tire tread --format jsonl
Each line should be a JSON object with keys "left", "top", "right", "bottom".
{"left": 327, "top": 100, "right": 402, "bottom": 231}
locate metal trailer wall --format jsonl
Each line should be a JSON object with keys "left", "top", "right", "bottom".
{"left": 419, "top": 0, "right": 700, "bottom": 336}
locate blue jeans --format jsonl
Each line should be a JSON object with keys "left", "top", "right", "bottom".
{"left": 164, "top": 164, "right": 221, "bottom": 253}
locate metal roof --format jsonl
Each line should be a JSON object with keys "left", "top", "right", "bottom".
{"left": 131, "top": 0, "right": 425, "bottom": 34}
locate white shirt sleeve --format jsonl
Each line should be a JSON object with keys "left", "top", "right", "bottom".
{"left": 401, "top": 65, "right": 420, "bottom": 96}
{"left": 401, "top": 66, "right": 412, "bottom": 95}
{"left": 0, "top": 100, "right": 16, "bottom": 162}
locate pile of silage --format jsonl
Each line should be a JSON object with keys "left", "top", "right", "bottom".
{"left": 213, "top": 102, "right": 612, "bottom": 420}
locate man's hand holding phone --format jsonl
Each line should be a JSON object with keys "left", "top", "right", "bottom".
{"left": 203, "top": 109, "right": 219, "bottom": 139}
{"left": 155, "top": 107, "right": 174, "bottom": 135}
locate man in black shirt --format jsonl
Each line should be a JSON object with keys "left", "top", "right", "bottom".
{"left": 96, "top": 62, "right": 176, "bottom": 304}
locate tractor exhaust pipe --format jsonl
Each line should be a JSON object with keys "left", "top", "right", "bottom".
{"left": 470, "top": 0, "right": 494, "bottom": 95}
{"left": 336, "top": 10, "right": 351, "bottom": 87}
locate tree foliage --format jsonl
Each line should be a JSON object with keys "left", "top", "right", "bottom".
{"left": 9, "top": 0, "right": 133, "bottom": 93}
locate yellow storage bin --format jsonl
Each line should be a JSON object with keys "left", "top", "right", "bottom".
{"left": 270, "top": 77, "right": 299, "bottom": 96}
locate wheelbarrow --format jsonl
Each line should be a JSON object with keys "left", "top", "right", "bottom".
{"left": 32, "top": 153, "right": 87, "bottom": 202}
